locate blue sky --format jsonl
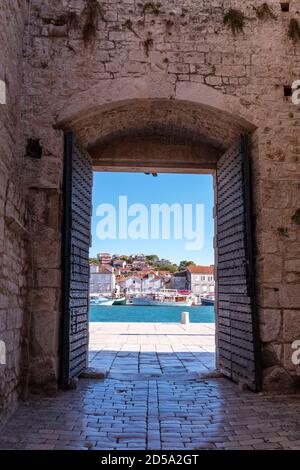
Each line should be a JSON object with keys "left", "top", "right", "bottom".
{"left": 90, "top": 172, "right": 214, "bottom": 266}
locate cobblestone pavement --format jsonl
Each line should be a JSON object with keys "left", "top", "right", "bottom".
{"left": 89, "top": 322, "right": 216, "bottom": 379}
{"left": 1, "top": 379, "right": 300, "bottom": 450}
{"left": 1, "top": 323, "right": 300, "bottom": 450}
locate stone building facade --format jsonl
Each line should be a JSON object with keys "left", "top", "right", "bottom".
{"left": 90, "top": 265, "right": 116, "bottom": 294}
{"left": 171, "top": 271, "right": 189, "bottom": 291}
{"left": 0, "top": 0, "right": 300, "bottom": 421}
{"left": 186, "top": 266, "right": 215, "bottom": 298}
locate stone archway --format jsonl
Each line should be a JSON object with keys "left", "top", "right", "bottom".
{"left": 2, "top": 0, "right": 300, "bottom": 432}
{"left": 56, "top": 76, "right": 258, "bottom": 129}
{"left": 26, "top": 75, "right": 298, "bottom": 396}
{"left": 56, "top": 85, "right": 261, "bottom": 390}
{"left": 55, "top": 77, "right": 257, "bottom": 177}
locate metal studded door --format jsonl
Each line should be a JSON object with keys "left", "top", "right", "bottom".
{"left": 60, "top": 133, "right": 93, "bottom": 387}
{"left": 216, "top": 135, "right": 261, "bottom": 391}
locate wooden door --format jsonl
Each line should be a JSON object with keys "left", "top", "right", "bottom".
{"left": 60, "top": 133, "right": 93, "bottom": 387}
{"left": 216, "top": 136, "right": 261, "bottom": 391}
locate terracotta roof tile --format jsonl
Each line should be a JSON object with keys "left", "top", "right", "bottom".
{"left": 187, "top": 265, "right": 214, "bottom": 274}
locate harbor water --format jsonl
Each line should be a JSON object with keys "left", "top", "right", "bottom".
{"left": 90, "top": 305, "right": 215, "bottom": 323}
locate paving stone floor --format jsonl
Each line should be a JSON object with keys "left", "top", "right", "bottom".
{"left": 1, "top": 323, "right": 300, "bottom": 450}
{"left": 89, "top": 322, "right": 216, "bottom": 379}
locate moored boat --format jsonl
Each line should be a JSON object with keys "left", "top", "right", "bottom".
{"left": 200, "top": 295, "right": 215, "bottom": 306}
{"left": 132, "top": 289, "right": 193, "bottom": 307}
{"left": 90, "top": 295, "right": 114, "bottom": 306}
{"left": 113, "top": 296, "right": 126, "bottom": 305}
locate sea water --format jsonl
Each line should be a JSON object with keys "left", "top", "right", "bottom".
{"left": 89, "top": 305, "right": 215, "bottom": 323}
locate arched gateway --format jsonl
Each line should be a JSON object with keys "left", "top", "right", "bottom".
{"left": 54, "top": 80, "right": 261, "bottom": 390}
{"left": 1, "top": 0, "right": 300, "bottom": 441}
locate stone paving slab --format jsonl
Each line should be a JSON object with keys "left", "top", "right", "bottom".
{"left": 1, "top": 322, "right": 300, "bottom": 450}
{"left": 89, "top": 322, "right": 216, "bottom": 379}
{"left": 1, "top": 378, "right": 300, "bottom": 450}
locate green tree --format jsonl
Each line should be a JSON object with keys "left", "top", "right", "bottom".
{"left": 89, "top": 257, "right": 99, "bottom": 265}
{"left": 156, "top": 264, "right": 178, "bottom": 273}
{"left": 179, "top": 260, "right": 196, "bottom": 271}
{"left": 146, "top": 254, "right": 159, "bottom": 264}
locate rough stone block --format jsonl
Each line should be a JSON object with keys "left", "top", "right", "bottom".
{"left": 263, "top": 366, "right": 294, "bottom": 392}
{"left": 283, "top": 310, "right": 300, "bottom": 342}
{"left": 280, "top": 286, "right": 300, "bottom": 309}
{"left": 259, "top": 309, "right": 282, "bottom": 343}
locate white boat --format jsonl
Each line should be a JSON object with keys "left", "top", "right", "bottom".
{"left": 90, "top": 295, "right": 114, "bottom": 306}
{"left": 200, "top": 295, "right": 215, "bottom": 306}
{"left": 132, "top": 290, "right": 193, "bottom": 307}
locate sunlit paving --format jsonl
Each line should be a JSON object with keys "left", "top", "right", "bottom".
{"left": 89, "top": 322, "right": 216, "bottom": 379}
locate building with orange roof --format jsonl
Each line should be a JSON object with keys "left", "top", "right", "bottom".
{"left": 187, "top": 265, "right": 214, "bottom": 275}
{"left": 90, "top": 264, "right": 116, "bottom": 294}
{"left": 186, "top": 265, "right": 215, "bottom": 299}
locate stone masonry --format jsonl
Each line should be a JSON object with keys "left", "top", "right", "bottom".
{"left": 0, "top": 0, "right": 300, "bottom": 422}
{"left": 0, "top": 1, "right": 28, "bottom": 424}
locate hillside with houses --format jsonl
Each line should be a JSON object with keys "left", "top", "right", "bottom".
{"left": 90, "top": 253, "right": 215, "bottom": 304}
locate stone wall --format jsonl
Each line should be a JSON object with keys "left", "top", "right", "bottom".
{"left": 23, "top": 0, "right": 300, "bottom": 392}
{"left": 0, "top": 1, "right": 29, "bottom": 422}
{"left": 0, "top": 0, "right": 299, "bottom": 401}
